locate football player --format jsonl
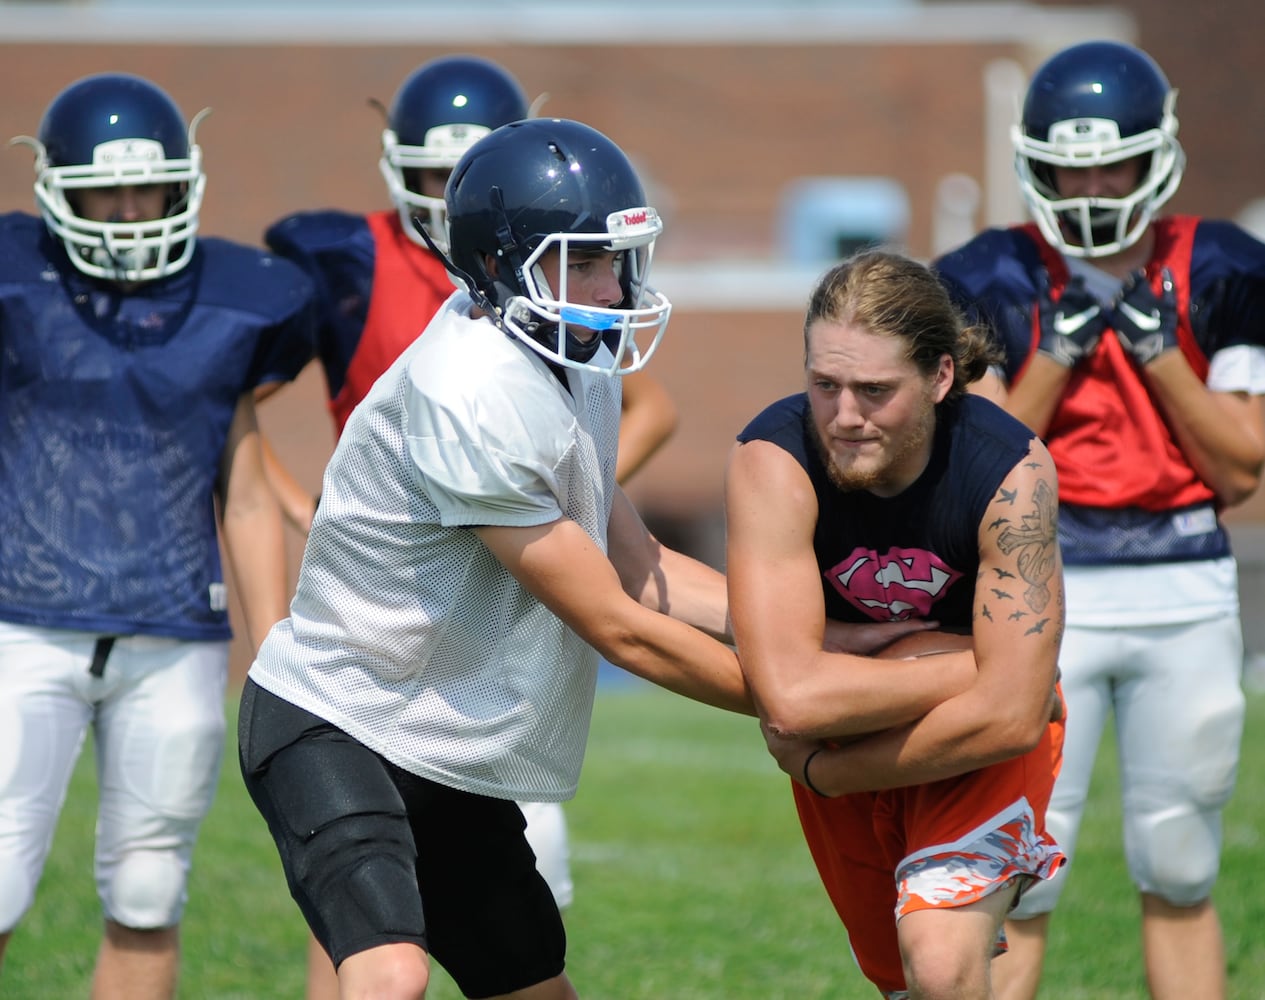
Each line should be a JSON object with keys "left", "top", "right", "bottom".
{"left": 0, "top": 72, "right": 314, "bottom": 999}
{"left": 727, "top": 249, "right": 1067, "bottom": 1000}
{"left": 239, "top": 117, "right": 738, "bottom": 1000}
{"left": 936, "top": 40, "right": 1265, "bottom": 1000}
{"left": 257, "top": 57, "right": 679, "bottom": 996}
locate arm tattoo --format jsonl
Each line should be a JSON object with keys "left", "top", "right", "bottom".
{"left": 992, "top": 478, "right": 1057, "bottom": 616}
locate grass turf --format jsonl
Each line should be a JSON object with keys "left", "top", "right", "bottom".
{"left": 5, "top": 684, "right": 1265, "bottom": 998}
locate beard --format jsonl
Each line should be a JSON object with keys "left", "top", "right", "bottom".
{"left": 812, "top": 401, "right": 937, "bottom": 495}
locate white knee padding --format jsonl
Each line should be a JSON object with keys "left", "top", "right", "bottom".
{"left": 1125, "top": 804, "right": 1221, "bottom": 906}
{"left": 101, "top": 850, "right": 188, "bottom": 929}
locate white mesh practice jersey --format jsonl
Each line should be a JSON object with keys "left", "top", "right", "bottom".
{"left": 249, "top": 292, "right": 622, "bottom": 801}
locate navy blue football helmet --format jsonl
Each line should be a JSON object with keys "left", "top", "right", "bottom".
{"left": 1013, "top": 40, "right": 1184, "bottom": 257}
{"left": 378, "top": 55, "right": 529, "bottom": 251}
{"left": 444, "top": 118, "right": 670, "bottom": 376}
{"left": 14, "top": 72, "right": 207, "bottom": 281}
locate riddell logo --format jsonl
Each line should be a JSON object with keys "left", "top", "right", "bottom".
{"left": 622, "top": 210, "right": 648, "bottom": 226}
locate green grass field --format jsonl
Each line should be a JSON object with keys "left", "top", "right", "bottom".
{"left": 6, "top": 684, "right": 1265, "bottom": 998}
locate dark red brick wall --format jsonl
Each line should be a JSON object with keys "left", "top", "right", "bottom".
{"left": 0, "top": 41, "right": 1009, "bottom": 257}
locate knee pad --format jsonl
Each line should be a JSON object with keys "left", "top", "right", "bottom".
{"left": 321, "top": 850, "right": 427, "bottom": 967}
{"left": 100, "top": 850, "right": 189, "bottom": 928}
{"left": 1124, "top": 803, "right": 1222, "bottom": 906}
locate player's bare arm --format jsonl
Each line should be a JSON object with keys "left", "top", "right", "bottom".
{"left": 1141, "top": 357, "right": 1265, "bottom": 505}
{"left": 820, "top": 617, "right": 941, "bottom": 655}
{"left": 217, "top": 392, "right": 290, "bottom": 651}
{"left": 252, "top": 382, "right": 322, "bottom": 534}
{"left": 998, "top": 355, "right": 1074, "bottom": 437}
{"left": 725, "top": 438, "right": 975, "bottom": 741}
{"left": 258, "top": 434, "right": 320, "bottom": 534}
{"left": 617, "top": 508, "right": 931, "bottom": 655}
{"left": 606, "top": 485, "right": 729, "bottom": 640}
{"left": 475, "top": 516, "right": 753, "bottom": 715}
{"left": 972, "top": 435, "right": 1065, "bottom": 728}
{"left": 615, "top": 369, "right": 679, "bottom": 484}
{"left": 783, "top": 437, "right": 1064, "bottom": 796}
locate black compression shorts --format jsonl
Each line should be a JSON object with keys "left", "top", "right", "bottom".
{"left": 238, "top": 679, "right": 567, "bottom": 997}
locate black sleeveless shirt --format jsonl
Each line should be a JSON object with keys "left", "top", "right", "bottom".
{"left": 737, "top": 393, "right": 1036, "bottom": 627}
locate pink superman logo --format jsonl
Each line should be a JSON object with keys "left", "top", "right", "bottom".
{"left": 825, "top": 547, "right": 962, "bottom": 621}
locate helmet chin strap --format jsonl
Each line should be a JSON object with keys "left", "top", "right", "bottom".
{"left": 410, "top": 211, "right": 535, "bottom": 348}
{"left": 411, "top": 214, "right": 497, "bottom": 316}
{"left": 557, "top": 322, "right": 606, "bottom": 364}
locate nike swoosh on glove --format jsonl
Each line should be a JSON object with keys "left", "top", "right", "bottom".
{"left": 1037, "top": 274, "right": 1107, "bottom": 367}
{"left": 1111, "top": 268, "right": 1179, "bottom": 365}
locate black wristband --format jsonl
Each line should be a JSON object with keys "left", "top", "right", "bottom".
{"left": 802, "top": 748, "right": 829, "bottom": 798}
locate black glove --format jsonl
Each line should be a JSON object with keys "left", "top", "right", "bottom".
{"left": 1111, "top": 268, "right": 1179, "bottom": 366}
{"left": 1037, "top": 275, "right": 1107, "bottom": 368}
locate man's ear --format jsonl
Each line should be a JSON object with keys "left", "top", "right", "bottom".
{"left": 934, "top": 354, "right": 954, "bottom": 403}
{"left": 484, "top": 253, "right": 500, "bottom": 279}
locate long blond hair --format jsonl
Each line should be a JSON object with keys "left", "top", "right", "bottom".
{"left": 803, "top": 249, "right": 1000, "bottom": 401}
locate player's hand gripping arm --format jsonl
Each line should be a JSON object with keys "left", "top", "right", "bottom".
{"left": 724, "top": 439, "right": 976, "bottom": 742}
{"left": 475, "top": 490, "right": 753, "bottom": 715}
{"left": 781, "top": 437, "right": 1065, "bottom": 796}
{"left": 217, "top": 392, "right": 291, "bottom": 651}
{"left": 1113, "top": 269, "right": 1265, "bottom": 506}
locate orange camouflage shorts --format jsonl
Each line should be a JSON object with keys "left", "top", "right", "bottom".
{"left": 792, "top": 718, "right": 1066, "bottom": 996}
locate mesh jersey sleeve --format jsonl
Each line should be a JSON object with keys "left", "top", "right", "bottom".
{"left": 403, "top": 351, "right": 573, "bottom": 528}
